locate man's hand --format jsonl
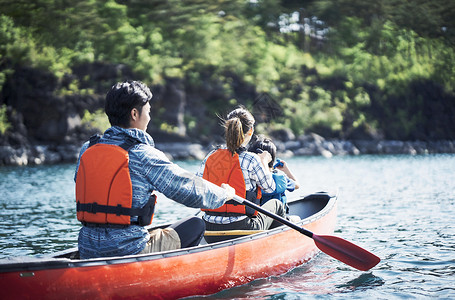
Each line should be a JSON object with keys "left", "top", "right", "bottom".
{"left": 221, "top": 183, "right": 236, "bottom": 200}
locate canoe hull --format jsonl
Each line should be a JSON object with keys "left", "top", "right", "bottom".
{"left": 0, "top": 193, "right": 337, "bottom": 299}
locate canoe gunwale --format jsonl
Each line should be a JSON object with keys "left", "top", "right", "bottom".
{"left": 0, "top": 193, "right": 336, "bottom": 273}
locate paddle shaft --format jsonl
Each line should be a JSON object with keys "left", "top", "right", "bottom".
{"left": 233, "top": 196, "right": 313, "bottom": 237}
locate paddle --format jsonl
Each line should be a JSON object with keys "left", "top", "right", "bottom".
{"left": 232, "top": 195, "right": 381, "bottom": 271}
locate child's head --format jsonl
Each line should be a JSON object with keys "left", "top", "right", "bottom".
{"left": 248, "top": 135, "right": 277, "bottom": 168}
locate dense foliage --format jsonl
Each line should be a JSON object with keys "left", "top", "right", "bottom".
{"left": 1, "top": 0, "right": 454, "bottom": 140}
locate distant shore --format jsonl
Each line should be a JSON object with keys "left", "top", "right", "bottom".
{"left": 1, "top": 133, "right": 454, "bottom": 166}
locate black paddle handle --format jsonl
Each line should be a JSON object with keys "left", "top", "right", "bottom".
{"left": 233, "top": 196, "right": 314, "bottom": 239}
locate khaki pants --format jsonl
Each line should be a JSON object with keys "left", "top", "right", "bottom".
{"left": 139, "top": 227, "right": 181, "bottom": 254}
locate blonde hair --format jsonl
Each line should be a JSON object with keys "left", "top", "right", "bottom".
{"left": 223, "top": 106, "right": 255, "bottom": 154}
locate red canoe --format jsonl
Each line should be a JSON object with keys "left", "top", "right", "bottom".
{"left": 0, "top": 192, "right": 337, "bottom": 299}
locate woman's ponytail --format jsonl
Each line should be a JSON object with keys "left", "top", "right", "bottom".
{"left": 223, "top": 106, "right": 255, "bottom": 155}
{"left": 225, "top": 117, "right": 244, "bottom": 154}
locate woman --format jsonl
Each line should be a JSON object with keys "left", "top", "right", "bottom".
{"left": 197, "top": 106, "right": 286, "bottom": 235}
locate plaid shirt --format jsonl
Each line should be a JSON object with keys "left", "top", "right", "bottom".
{"left": 197, "top": 147, "right": 276, "bottom": 224}
{"left": 75, "top": 126, "right": 228, "bottom": 259}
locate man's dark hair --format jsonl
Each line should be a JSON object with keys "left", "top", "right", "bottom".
{"left": 248, "top": 135, "right": 277, "bottom": 168}
{"left": 105, "top": 80, "right": 153, "bottom": 127}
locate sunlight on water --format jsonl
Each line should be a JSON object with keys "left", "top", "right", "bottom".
{"left": 1, "top": 154, "right": 454, "bottom": 299}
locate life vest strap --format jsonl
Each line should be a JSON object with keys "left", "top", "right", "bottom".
{"left": 77, "top": 194, "right": 156, "bottom": 226}
{"left": 77, "top": 202, "right": 145, "bottom": 217}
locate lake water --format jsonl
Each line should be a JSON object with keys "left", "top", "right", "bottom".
{"left": 1, "top": 154, "right": 454, "bottom": 299}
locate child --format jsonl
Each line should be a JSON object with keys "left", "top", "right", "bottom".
{"left": 248, "top": 135, "right": 300, "bottom": 210}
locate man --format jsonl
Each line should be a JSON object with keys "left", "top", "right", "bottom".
{"left": 75, "top": 80, "right": 235, "bottom": 259}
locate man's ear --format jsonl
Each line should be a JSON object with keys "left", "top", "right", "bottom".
{"left": 130, "top": 108, "right": 139, "bottom": 121}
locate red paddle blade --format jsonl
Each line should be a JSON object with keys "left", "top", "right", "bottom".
{"left": 313, "top": 234, "right": 381, "bottom": 271}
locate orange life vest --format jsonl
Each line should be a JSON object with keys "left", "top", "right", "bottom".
{"left": 76, "top": 135, "right": 156, "bottom": 227}
{"left": 201, "top": 148, "right": 261, "bottom": 216}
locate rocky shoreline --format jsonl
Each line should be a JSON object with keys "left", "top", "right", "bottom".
{"left": 1, "top": 133, "right": 454, "bottom": 166}
{"left": 2, "top": 62, "right": 454, "bottom": 167}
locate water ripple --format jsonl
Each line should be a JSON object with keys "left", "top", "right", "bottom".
{"left": 335, "top": 273, "right": 385, "bottom": 291}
